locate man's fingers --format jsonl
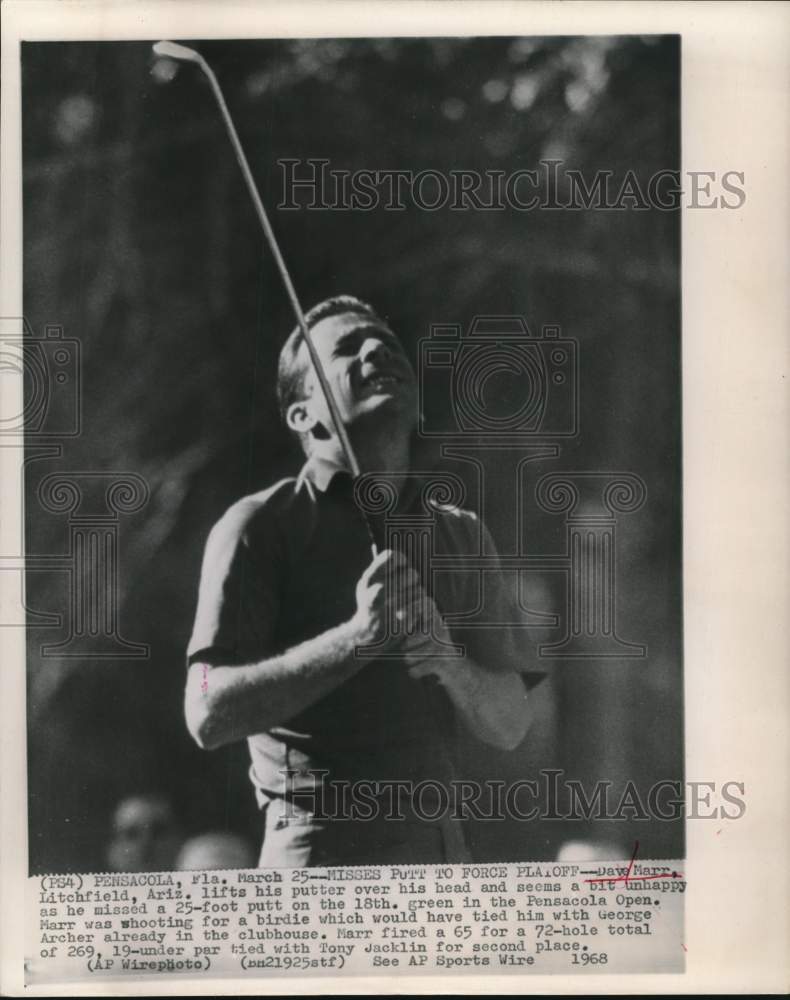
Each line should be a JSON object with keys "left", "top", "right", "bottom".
{"left": 363, "top": 547, "right": 399, "bottom": 577}
{"left": 363, "top": 547, "right": 407, "bottom": 575}
{"left": 363, "top": 549, "right": 412, "bottom": 583}
{"left": 370, "top": 565, "right": 421, "bottom": 597}
{"left": 372, "top": 582, "right": 422, "bottom": 616}
{"left": 390, "top": 592, "right": 437, "bottom": 617}
{"left": 391, "top": 594, "right": 439, "bottom": 633}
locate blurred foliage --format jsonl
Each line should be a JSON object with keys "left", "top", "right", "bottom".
{"left": 22, "top": 36, "right": 681, "bottom": 872}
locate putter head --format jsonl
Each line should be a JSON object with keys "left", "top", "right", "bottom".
{"left": 152, "top": 41, "right": 202, "bottom": 64}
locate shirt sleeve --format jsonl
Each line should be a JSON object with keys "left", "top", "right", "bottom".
{"left": 453, "top": 515, "right": 547, "bottom": 690}
{"left": 186, "top": 502, "right": 281, "bottom": 667}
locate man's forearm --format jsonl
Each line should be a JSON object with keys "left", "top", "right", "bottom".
{"left": 415, "top": 656, "right": 531, "bottom": 751}
{"left": 186, "top": 618, "right": 369, "bottom": 750}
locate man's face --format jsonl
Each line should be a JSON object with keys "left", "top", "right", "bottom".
{"left": 295, "top": 311, "right": 418, "bottom": 432}
{"left": 106, "top": 796, "right": 180, "bottom": 872}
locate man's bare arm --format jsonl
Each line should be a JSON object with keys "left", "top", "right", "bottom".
{"left": 409, "top": 654, "right": 531, "bottom": 751}
{"left": 405, "top": 596, "right": 533, "bottom": 751}
{"left": 186, "top": 618, "right": 369, "bottom": 750}
{"left": 185, "top": 549, "right": 422, "bottom": 750}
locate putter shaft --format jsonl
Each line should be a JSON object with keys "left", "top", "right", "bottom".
{"left": 154, "top": 41, "right": 364, "bottom": 483}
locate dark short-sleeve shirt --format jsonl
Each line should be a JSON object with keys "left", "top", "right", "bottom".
{"left": 187, "top": 458, "right": 542, "bottom": 805}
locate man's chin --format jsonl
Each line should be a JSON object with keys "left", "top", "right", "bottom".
{"left": 352, "top": 393, "right": 417, "bottom": 427}
{"left": 357, "top": 390, "right": 413, "bottom": 411}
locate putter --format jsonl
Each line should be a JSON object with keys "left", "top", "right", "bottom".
{"left": 152, "top": 41, "right": 365, "bottom": 487}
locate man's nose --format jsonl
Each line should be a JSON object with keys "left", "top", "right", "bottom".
{"left": 359, "top": 337, "right": 392, "bottom": 363}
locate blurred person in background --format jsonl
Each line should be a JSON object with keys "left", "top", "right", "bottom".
{"left": 105, "top": 794, "right": 181, "bottom": 873}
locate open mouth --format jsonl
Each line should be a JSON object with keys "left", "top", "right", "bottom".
{"left": 359, "top": 371, "right": 403, "bottom": 393}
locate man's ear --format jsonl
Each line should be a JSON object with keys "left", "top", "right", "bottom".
{"left": 286, "top": 399, "right": 317, "bottom": 435}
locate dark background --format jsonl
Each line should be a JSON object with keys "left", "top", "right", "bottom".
{"left": 22, "top": 35, "right": 682, "bottom": 873}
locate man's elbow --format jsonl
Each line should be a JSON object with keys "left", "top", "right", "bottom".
{"left": 185, "top": 699, "right": 218, "bottom": 750}
{"left": 488, "top": 688, "right": 532, "bottom": 751}
{"left": 493, "top": 714, "right": 530, "bottom": 752}
{"left": 184, "top": 678, "right": 230, "bottom": 751}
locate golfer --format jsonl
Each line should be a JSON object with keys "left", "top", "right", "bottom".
{"left": 185, "top": 296, "right": 539, "bottom": 866}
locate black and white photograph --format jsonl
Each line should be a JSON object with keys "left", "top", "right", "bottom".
{"left": 20, "top": 31, "right": 683, "bottom": 875}
{"left": 1, "top": 1, "right": 787, "bottom": 994}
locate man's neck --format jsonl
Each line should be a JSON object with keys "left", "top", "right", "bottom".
{"left": 354, "top": 431, "right": 411, "bottom": 475}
